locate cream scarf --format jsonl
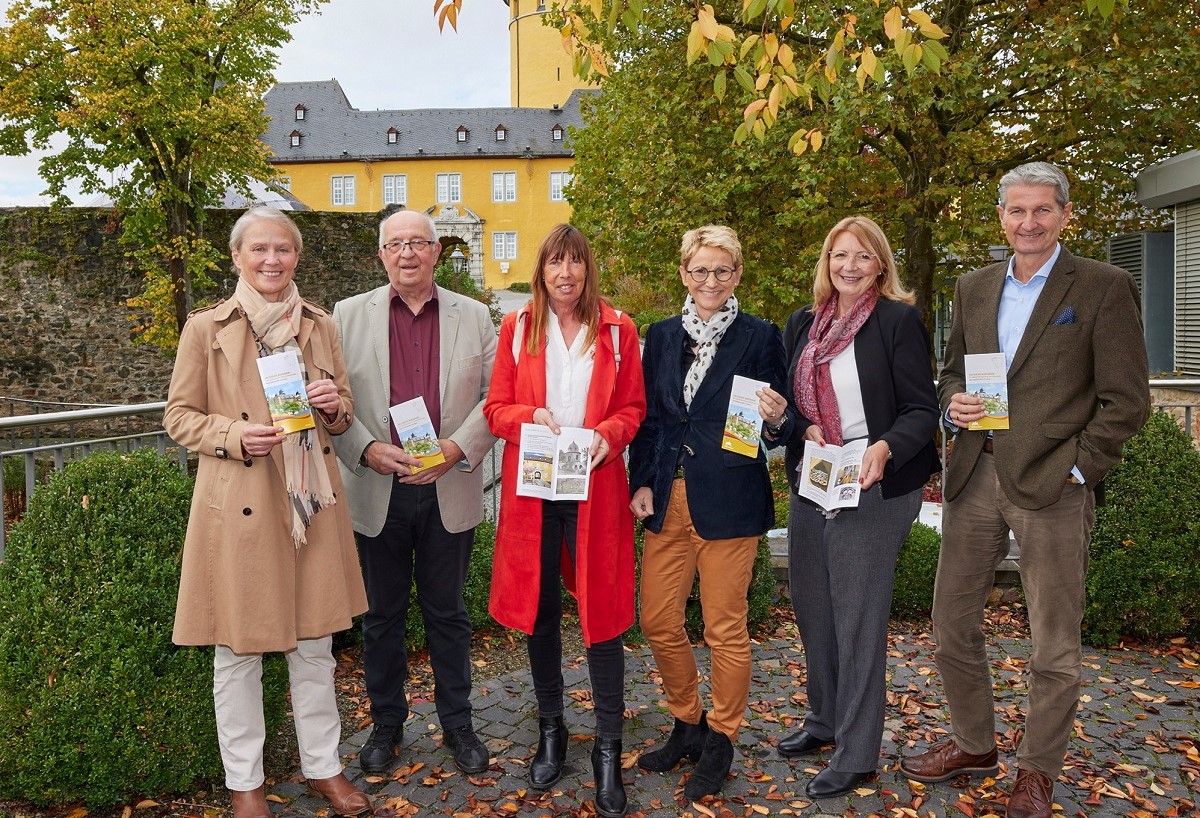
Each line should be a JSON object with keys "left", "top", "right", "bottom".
{"left": 235, "top": 278, "right": 336, "bottom": 547}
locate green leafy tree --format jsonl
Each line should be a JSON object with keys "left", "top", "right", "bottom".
{"left": 494, "top": 1, "right": 1198, "bottom": 338}
{"left": 0, "top": 0, "right": 324, "bottom": 347}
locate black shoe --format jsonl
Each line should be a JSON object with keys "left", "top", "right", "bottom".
{"left": 358, "top": 722, "right": 402, "bottom": 773}
{"left": 444, "top": 723, "right": 489, "bottom": 774}
{"left": 592, "top": 737, "right": 628, "bottom": 817}
{"left": 530, "top": 715, "right": 568, "bottom": 789}
{"left": 778, "top": 728, "right": 833, "bottom": 758}
{"left": 638, "top": 712, "right": 709, "bottom": 772}
{"left": 683, "top": 729, "right": 734, "bottom": 800}
{"left": 806, "top": 767, "right": 876, "bottom": 799}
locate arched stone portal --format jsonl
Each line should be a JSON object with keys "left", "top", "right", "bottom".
{"left": 428, "top": 204, "right": 484, "bottom": 288}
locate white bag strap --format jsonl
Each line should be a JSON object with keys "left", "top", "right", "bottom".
{"left": 512, "top": 308, "right": 623, "bottom": 373}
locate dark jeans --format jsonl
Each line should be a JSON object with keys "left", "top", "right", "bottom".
{"left": 529, "top": 500, "right": 625, "bottom": 738}
{"left": 357, "top": 480, "right": 474, "bottom": 729}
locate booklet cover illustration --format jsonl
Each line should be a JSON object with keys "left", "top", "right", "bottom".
{"left": 722, "top": 375, "right": 769, "bottom": 458}
{"left": 256, "top": 350, "right": 316, "bottom": 434}
{"left": 389, "top": 396, "right": 446, "bottom": 472}
{"left": 797, "top": 439, "right": 868, "bottom": 511}
{"left": 517, "top": 423, "right": 593, "bottom": 501}
{"left": 965, "top": 352, "right": 1010, "bottom": 430}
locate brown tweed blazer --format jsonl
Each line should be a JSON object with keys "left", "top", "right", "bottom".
{"left": 938, "top": 249, "right": 1150, "bottom": 510}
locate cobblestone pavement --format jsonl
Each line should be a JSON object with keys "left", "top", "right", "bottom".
{"left": 268, "top": 636, "right": 1198, "bottom": 817}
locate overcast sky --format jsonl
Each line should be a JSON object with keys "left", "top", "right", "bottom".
{"left": 0, "top": 0, "right": 513, "bottom": 205}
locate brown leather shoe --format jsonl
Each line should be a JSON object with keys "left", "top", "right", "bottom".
{"left": 229, "top": 785, "right": 272, "bottom": 818}
{"left": 1006, "top": 768, "right": 1054, "bottom": 818}
{"left": 306, "top": 773, "right": 373, "bottom": 817}
{"left": 899, "top": 739, "right": 999, "bottom": 783}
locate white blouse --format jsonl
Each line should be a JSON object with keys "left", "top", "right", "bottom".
{"left": 545, "top": 312, "right": 594, "bottom": 428}
{"left": 829, "top": 339, "right": 869, "bottom": 440}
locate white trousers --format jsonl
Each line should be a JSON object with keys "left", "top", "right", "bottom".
{"left": 213, "top": 636, "right": 342, "bottom": 791}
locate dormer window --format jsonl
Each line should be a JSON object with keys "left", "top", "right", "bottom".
{"left": 387, "top": 127, "right": 399, "bottom": 145}
{"left": 456, "top": 125, "right": 469, "bottom": 143}
{"left": 294, "top": 105, "right": 306, "bottom": 121}
{"left": 550, "top": 123, "right": 564, "bottom": 142}
{"left": 289, "top": 130, "right": 302, "bottom": 148}
{"left": 495, "top": 124, "right": 508, "bottom": 142}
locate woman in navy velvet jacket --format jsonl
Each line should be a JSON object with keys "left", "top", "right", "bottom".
{"left": 628, "top": 225, "right": 790, "bottom": 801}
{"left": 776, "top": 216, "right": 940, "bottom": 799}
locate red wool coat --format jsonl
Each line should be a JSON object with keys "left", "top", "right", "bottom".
{"left": 484, "top": 302, "right": 646, "bottom": 646}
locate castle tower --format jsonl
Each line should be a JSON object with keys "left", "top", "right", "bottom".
{"left": 505, "top": 0, "right": 595, "bottom": 108}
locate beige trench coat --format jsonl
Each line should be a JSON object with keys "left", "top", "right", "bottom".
{"left": 164, "top": 296, "right": 368, "bottom": 654}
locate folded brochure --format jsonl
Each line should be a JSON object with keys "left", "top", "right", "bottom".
{"left": 797, "top": 439, "right": 868, "bottom": 511}
{"left": 256, "top": 350, "right": 315, "bottom": 434}
{"left": 516, "top": 423, "right": 593, "bottom": 501}
{"left": 389, "top": 396, "right": 446, "bottom": 472}
{"left": 722, "top": 375, "right": 768, "bottom": 458}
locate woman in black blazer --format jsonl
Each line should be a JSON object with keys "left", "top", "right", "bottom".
{"left": 628, "top": 225, "right": 790, "bottom": 801}
{"left": 777, "top": 216, "right": 939, "bottom": 799}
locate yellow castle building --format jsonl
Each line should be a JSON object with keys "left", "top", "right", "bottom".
{"left": 261, "top": 1, "right": 593, "bottom": 290}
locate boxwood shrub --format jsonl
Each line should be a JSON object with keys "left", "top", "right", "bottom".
{"left": 1084, "top": 410, "right": 1200, "bottom": 645}
{"left": 0, "top": 449, "right": 287, "bottom": 807}
{"left": 891, "top": 521, "right": 941, "bottom": 620}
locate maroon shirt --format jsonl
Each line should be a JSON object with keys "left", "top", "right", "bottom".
{"left": 389, "top": 285, "right": 441, "bottom": 445}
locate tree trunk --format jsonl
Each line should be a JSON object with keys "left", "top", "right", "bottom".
{"left": 168, "top": 199, "right": 193, "bottom": 332}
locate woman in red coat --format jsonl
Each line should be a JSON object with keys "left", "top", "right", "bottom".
{"left": 484, "top": 225, "right": 645, "bottom": 818}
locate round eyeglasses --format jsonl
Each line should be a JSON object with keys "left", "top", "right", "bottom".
{"left": 685, "top": 266, "right": 737, "bottom": 283}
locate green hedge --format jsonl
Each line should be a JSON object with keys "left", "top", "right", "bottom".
{"left": 891, "top": 521, "right": 940, "bottom": 619}
{"left": 0, "top": 450, "right": 288, "bottom": 807}
{"left": 1084, "top": 410, "right": 1200, "bottom": 645}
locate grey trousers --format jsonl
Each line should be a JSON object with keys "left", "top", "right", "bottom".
{"left": 788, "top": 484, "right": 921, "bottom": 773}
{"left": 932, "top": 453, "right": 1095, "bottom": 779}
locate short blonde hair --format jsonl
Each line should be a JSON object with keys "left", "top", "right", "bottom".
{"left": 229, "top": 207, "right": 303, "bottom": 255}
{"left": 812, "top": 216, "right": 914, "bottom": 306}
{"left": 680, "top": 224, "right": 743, "bottom": 269}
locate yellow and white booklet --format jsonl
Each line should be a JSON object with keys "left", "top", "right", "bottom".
{"left": 722, "top": 375, "right": 767, "bottom": 458}
{"left": 256, "top": 350, "right": 316, "bottom": 434}
{"left": 389, "top": 396, "right": 446, "bottom": 472}
{"left": 965, "top": 353, "right": 1010, "bottom": 430}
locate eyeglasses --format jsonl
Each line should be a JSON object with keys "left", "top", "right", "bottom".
{"left": 829, "top": 251, "right": 877, "bottom": 265}
{"left": 685, "top": 266, "right": 737, "bottom": 283}
{"left": 382, "top": 239, "right": 436, "bottom": 254}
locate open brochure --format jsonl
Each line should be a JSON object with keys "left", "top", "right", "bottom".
{"left": 797, "top": 439, "right": 868, "bottom": 511}
{"left": 256, "top": 350, "right": 315, "bottom": 434}
{"left": 722, "top": 375, "right": 768, "bottom": 458}
{"left": 389, "top": 397, "right": 446, "bottom": 472}
{"left": 965, "top": 352, "right": 1010, "bottom": 430}
{"left": 516, "top": 423, "right": 593, "bottom": 501}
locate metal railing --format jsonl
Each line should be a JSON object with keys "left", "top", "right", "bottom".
{"left": 0, "top": 401, "right": 503, "bottom": 558}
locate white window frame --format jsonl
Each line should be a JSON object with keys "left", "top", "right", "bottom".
{"left": 387, "top": 128, "right": 398, "bottom": 144}
{"left": 495, "top": 125, "right": 507, "bottom": 141}
{"left": 289, "top": 131, "right": 301, "bottom": 148}
{"left": 492, "top": 231, "right": 518, "bottom": 261}
{"left": 436, "top": 172, "right": 462, "bottom": 203}
{"left": 295, "top": 106, "right": 306, "bottom": 121}
{"left": 550, "top": 171, "right": 571, "bottom": 202}
{"left": 382, "top": 174, "right": 407, "bottom": 206}
{"left": 551, "top": 124, "right": 564, "bottom": 141}
{"left": 492, "top": 171, "right": 517, "bottom": 203}
{"left": 331, "top": 175, "right": 356, "bottom": 206}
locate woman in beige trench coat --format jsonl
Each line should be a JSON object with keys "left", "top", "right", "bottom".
{"left": 164, "top": 208, "right": 370, "bottom": 818}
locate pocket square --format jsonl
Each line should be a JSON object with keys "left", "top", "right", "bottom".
{"left": 1053, "top": 306, "right": 1075, "bottom": 325}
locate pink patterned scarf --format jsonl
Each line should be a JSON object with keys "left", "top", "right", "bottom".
{"left": 794, "top": 288, "right": 878, "bottom": 445}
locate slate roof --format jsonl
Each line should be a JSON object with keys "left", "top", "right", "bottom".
{"left": 261, "top": 80, "right": 588, "bottom": 164}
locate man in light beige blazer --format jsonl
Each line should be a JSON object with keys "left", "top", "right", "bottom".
{"left": 332, "top": 209, "right": 497, "bottom": 777}
{"left": 901, "top": 163, "right": 1149, "bottom": 818}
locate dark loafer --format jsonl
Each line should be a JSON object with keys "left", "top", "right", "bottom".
{"left": 778, "top": 729, "right": 833, "bottom": 758}
{"left": 806, "top": 768, "right": 876, "bottom": 799}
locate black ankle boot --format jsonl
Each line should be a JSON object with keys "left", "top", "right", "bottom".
{"left": 637, "top": 711, "right": 709, "bottom": 772}
{"left": 530, "top": 715, "right": 567, "bottom": 789}
{"left": 592, "top": 737, "right": 627, "bottom": 817}
{"left": 684, "top": 728, "right": 734, "bottom": 800}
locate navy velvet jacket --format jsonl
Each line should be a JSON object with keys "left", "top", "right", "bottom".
{"left": 629, "top": 311, "right": 788, "bottom": 540}
{"left": 781, "top": 298, "right": 940, "bottom": 499}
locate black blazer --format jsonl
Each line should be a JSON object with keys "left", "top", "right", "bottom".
{"left": 629, "top": 311, "right": 788, "bottom": 540}
{"left": 782, "top": 298, "right": 940, "bottom": 499}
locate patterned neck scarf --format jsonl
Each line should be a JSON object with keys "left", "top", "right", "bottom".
{"left": 794, "top": 288, "right": 878, "bottom": 445}
{"left": 235, "top": 277, "right": 336, "bottom": 548}
{"left": 681, "top": 294, "right": 739, "bottom": 409}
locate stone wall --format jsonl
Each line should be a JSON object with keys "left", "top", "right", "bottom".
{"left": 0, "top": 207, "right": 386, "bottom": 417}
